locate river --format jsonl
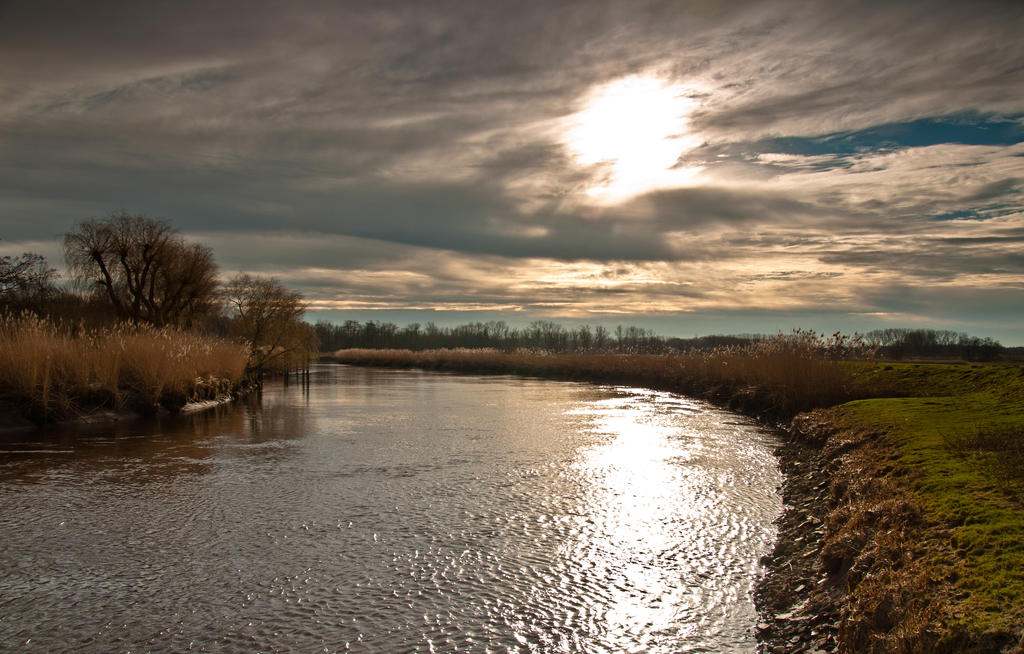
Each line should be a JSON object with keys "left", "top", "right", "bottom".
{"left": 0, "top": 364, "right": 782, "bottom": 653}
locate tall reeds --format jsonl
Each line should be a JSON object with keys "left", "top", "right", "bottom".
{"left": 329, "top": 330, "right": 873, "bottom": 417}
{"left": 0, "top": 313, "right": 248, "bottom": 422}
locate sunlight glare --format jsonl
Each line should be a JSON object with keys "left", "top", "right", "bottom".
{"left": 566, "top": 75, "right": 703, "bottom": 203}
{"left": 565, "top": 393, "right": 703, "bottom": 649}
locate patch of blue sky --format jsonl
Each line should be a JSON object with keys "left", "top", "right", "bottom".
{"left": 758, "top": 112, "right": 1024, "bottom": 157}
{"left": 931, "top": 204, "right": 1021, "bottom": 222}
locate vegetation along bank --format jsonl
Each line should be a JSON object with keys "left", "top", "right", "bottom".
{"left": 0, "top": 314, "right": 249, "bottom": 427}
{"left": 326, "top": 343, "right": 1024, "bottom": 653}
{"left": 1, "top": 212, "right": 320, "bottom": 427}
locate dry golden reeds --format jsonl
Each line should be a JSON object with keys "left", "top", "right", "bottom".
{"left": 329, "top": 330, "right": 869, "bottom": 417}
{"left": 0, "top": 313, "right": 248, "bottom": 422}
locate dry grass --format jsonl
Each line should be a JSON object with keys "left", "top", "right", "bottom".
{"left": 0, "top": 313, "right": 248, "bottom": 421}
{"left": 329, "top": 330, "right": 869, "bottom": 417}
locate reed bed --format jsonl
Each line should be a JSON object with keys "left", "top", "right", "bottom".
{"left": 329, "top": 331, "right": 871, "bottom": 418}
{"left": 0, "top": 313, "right": 248, "bottom": 422}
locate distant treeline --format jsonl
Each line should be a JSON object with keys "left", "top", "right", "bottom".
{"left": 313, "top": 319, "right": 671, "bottom": 354}
{"left": 315, "top": 320, "right": 1011, "bottom": 361}
{"left": 861, "top": 328, "right": 1004, "bottom": 361}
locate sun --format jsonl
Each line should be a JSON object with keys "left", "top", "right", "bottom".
{"left": 566, "top": 75, "right": 703, "bottom": 203}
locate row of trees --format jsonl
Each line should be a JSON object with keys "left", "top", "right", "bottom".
{"left": 311, "top": 320, "right": 810, "bottom": 356}
{"left": 312, "top": 319, "right": 672, "bottom": 354}
{"left": 314, "top": 319, "right": 1010, "bottom": 361}
{"left": 862, "top": 328, "right": 1004, "bottom": 361}
{"left": 1, "top": 212, "right": 317, "bottom": 375}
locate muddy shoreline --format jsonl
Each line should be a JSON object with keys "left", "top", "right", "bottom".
{"left": 754, "top": 413, "right": 846, "bottom": 653}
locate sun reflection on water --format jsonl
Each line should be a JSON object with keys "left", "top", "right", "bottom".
{"left": 563, "top": 389, "right": 758, "bottom": 652}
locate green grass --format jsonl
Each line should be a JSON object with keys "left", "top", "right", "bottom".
{"left": 837, "top": 362, "right": 1024, "bottom": 641}
{"left": 843, "top": 360, "right": 1024, "bottom": 398}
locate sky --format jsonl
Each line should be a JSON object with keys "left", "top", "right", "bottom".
{"left": 1, "top": 0, "right": 1022, "bottom": 343}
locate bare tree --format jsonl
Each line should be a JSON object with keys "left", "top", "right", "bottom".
{"left": 63, "top": 212, "right": 219, "bottom": 327}
{"left": 0, "top": 252, "right": 57, "bottom": 313}
{"left": 222, "top": 274, "right": 318, "bottom": 374}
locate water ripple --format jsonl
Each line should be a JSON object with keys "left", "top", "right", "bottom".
{"left": 0, "top": 365, "right": 781, "bottom": 652}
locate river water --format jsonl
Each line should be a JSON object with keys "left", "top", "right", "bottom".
{"left": 0, "top": 364, "right": 782, "bottom": 653}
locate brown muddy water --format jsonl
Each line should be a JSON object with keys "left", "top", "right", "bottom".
{"left": 0, "top": 364, "right": 782, "bottom": 653}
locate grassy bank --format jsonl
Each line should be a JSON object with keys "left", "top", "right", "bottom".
{"left": 0, "top": 314, "right": 249, "bottom": 423}
{"left": 327, "top": 347, "right": 1024, "bottom": 651}
{"left": 826, "top": 363, "right": 1024, "bottom": 651}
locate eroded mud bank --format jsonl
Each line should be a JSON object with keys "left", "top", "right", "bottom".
{"left": 756, "top": 410, "right": 1023, "bottom": 654}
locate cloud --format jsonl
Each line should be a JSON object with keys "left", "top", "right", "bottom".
{"left": 1, "top": 0, "right": 1022, "bottom": 340}
{"left": 688, "top": 2, "right": 1024, "bottom": 138}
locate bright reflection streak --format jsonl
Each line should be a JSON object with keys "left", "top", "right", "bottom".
{"left": 569, "top": 395, "right": 696, "bottom": 650}
{"left": 566, "top": 75, "right": 704, "bottom": 203}
{"left": 563, "top": 388, "right": 775, "bottom": 652}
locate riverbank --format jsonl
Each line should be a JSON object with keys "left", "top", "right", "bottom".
{"left": 0, "top": 388, "right": 249, "bottom": 433}
{"left": 0, "top": 314, "right": 250, "bottom": 426}
{"left": 325, "top": 348, "right": 1024, "bottom": 653}
{"left": 816, "top": 366, "right": 1024, "bottom": 653}
{"left": 323, "top": 340, "right": 872, "bottom": 421}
